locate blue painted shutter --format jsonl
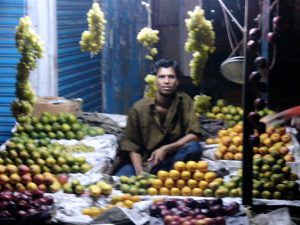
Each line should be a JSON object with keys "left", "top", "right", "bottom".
{"left": 56, "top": 0, "right": 102, "bottom": 112}
{"left": 102, "top": 0, "right": 149, "bottom": 114}
{"left": 0, "top": 0, "right": 26, "bottom": 144}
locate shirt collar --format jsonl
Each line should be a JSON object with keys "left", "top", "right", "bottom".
{"left": 148, "top": 92, "right": 184, "bottom": 113}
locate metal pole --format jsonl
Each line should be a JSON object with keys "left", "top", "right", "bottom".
{"left": 242, "top": 0, "right": 253, "bottom": 206}
{"left": 217, "top": 0, "right": 245, "bottom": 33}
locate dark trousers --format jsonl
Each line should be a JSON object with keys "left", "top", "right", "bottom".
{"left": 114, "top": 141, "right": 202, "bottom": 176}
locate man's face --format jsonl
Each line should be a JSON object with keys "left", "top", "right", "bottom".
{"left": 156, "top": 67, "right": 179, "bottom": 96}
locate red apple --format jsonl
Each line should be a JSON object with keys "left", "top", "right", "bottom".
{"left": 249, "top": 28, "right": 261, "bottom": 41}
{"left": 249, "top": 71, "right": 261, "bottom": 83}
{"left": 254, "top": 56, "right": 268, "bottom": 69}
{"left": 267, "top": 32, "right": 279, "bottom": 44}
{"left": 248, "top": 112, "right": 261, "bottom": 124}
{"left": 247, "top": 40, "right": 259, "bottom": 51}
{"left": 253, "top": 98, "right": 266, "bottom": 110}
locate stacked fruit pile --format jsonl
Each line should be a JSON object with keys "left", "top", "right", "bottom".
{"left": 206, "top": 99, "right": 243, "bottom": 127}
{"left": 82, "top": 194, "right": 141, "bottom": 218}
{"left": 147, "top": 161, "right": 226, "bottom": 197}
{"left": 62, "top": 179, "right": 112, "bottom": 196}
{"left": 0, "top": 164, "right": 65, "bottom": 194}
{"left": 1, "top": 136, "right": 91, "bottom": 174}
{"left": 254, "top": 127, "right": 294, "bottom": 161}
{"left": 212, "top": 123, "right": 243, "bottom": 160}
{"left": 222, "top": 127, "right": 299, "bottom": 199}
{"left": 14, "top": 112, "right": 104, "bottom": 140}
{"left": 118, "top": 173, "right": 156, "bottom": 195}
{"left": 150, "top": 198, "right": 239, "bottom": 225}
{"left": 0, "top": 190, "right": 53, "bottom": 220}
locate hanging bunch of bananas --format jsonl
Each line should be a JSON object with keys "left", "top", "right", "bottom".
{"left": 80, "top": 2, "right": 106, "bottom": 55}
{"left": 137, "top": 27, "right": 159, "bottom": 60}
{"left": 193, "top": 94, "right": 212, "bottom": 116}
{"left": 185, "top": 6, "right": 215, "bottom": 85}
{"left": 12, "top": 16, "right": 44, "bottom": 122}
{"left": 143, "top": 74, "right": 157, "bottom": 98}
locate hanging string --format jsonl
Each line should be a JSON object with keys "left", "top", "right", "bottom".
{"left": 141, "top": 0, "right": 152, "bottom": 28}
{"left": 269, "top": 0, "right": 279, "bottom": 69}
{"left": 199, "top": 0, "right": 203, "bottom": 7}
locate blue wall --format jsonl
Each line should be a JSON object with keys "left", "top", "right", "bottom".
{"left": 56, "top": 1, "right": 102, "bottom": 112}
{"left": 0, "top": 0, "right": 25, "bottom": 144}
{"left": 102, "top": 0, "right": 149, "bottom": 114}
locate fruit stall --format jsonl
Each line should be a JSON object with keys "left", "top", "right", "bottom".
{"left": 0, "top": 0, "right": 300, "bottom": 225}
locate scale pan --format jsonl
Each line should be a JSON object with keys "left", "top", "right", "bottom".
{"left": 220, "top": 56, "right": 244, "bottom": 84}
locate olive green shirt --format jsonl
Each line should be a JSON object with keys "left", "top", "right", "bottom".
{"left": 121, "top": 92, "right": 201, "bottom": 161}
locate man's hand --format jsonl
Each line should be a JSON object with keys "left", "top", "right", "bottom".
{"left": 148, "top": 146, "right": 168, "bottom": 166}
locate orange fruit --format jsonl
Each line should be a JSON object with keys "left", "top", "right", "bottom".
{"left": 131, "top": 195, "right": 141, "bottom": 203}
{"left": 176, "top": 179, "right": 186, "bottom": 188}
{"left": 214, "top": 150, "right": 223, "bottom": 159}
{"left": 180, "top": 171, "right": 191, "bottom": 180}
{"left": 192, "top": 187, "right": 203, "bottom": 196}
{"left": 228, "top": 131, "right": 238, "bottom": 138}
{"left": 164, "top": 178, "right": 174, "bottom": 189}
{"left": 197, "top": 161, "right": 208, "bottom": 172}
{"left": 218, "top": 145, "right": 228, "bottom": 154}
{"left": 224, "top": 152, "right": 234, "bottom": 160}
{"left": 170, "top": 187, "right": 181, "bottom": 196}
{"left": 157, "top": 170, "right": 169, "bottom": 180}
{"left": 205, "top": 138, "right": 216, "bottom": 145}
{"left": 186, "top": 161, "right": 198, "bottom": 172}
{"left": 151, "top": 179, "right": 163, "bottom": 189}
{"left": 159, "top": 187, "right": 169, "bottom": 195}
{"left": 121, "top": 194, "right": 132, "bottom": 201}
{"left": 234, "top": 152, "right": 243, "bottom": 160}
{"left": 193, "top": 171, "right": 204, "bottom": 181}
{"left": 174, "top": 161, "right": 186, "bottom": 171}
{"left": 187, "top": 179, "right": 198, "bottom": 188}
{"left": 181, "top": 186, "right": 192, "bottom": 196}
{"left": 232, "top": 136, "right": 242, "bottom": 146}
{"left": 168, "top": 169, "right": 180, "bottom": 180}
{"left": 218, "top": 129, "right": 228, "bottom": 137}
{"left": 221, "top": 136, "right": 232, "bottom": 146}
{"left": 228, "top": 145, "right": 238, "bottom": 154}
{"left": 124, "top": 200, "right": 134, "bottom": 208}
{"left": 203, "top": 171, "right": 217, "bottom": 183}
{"left": 233, "top": 124, "right": 243, "bottom": 133}
{"left": 147, "top": 187, "right": 158, "bottom": 195}
{"left": 198, "top": 180, "right": 208, "bottom": 190}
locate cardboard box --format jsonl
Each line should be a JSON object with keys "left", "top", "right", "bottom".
{"left": 32, "top": 97, "right": 82, "bottom": 117}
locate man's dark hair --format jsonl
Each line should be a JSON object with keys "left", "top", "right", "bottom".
{"left": 153, "top": 59, "right": 182, "bottom": 78}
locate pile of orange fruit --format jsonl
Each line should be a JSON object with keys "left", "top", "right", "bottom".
{"left": 147, "top": 161, "right": 223, "bottom": 197}
{"left": 207, "top": 123, "right": 243, "bottom": 160}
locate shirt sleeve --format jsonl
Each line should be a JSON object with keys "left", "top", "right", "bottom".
{"left": 120, "top": 107, "right": 142, "bottom": 153}
{"left": 183, "top": 95, "right": 202, "bottom": 137}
